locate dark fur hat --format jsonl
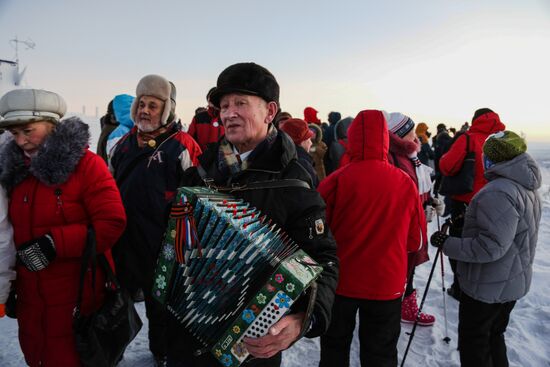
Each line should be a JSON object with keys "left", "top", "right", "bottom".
{"left": 209, "top": 62, "right": 279, "bottom": 108}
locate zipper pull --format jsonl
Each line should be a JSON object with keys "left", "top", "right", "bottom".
{"left": 55, "top": 188, "right": 63, "bottom": 214}
{"left": 23, "top": 194, "right": 28, "bottom": 203}
{"left": 309, "top": 227, "right": 313, "bottom": 239}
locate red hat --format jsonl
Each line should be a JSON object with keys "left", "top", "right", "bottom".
{"left": 279, "top": 118, "right": 314, "bottom": 144}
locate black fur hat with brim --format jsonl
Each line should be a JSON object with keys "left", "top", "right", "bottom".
{"left": 210, "top": 62, "right": 280, "bottom": 108}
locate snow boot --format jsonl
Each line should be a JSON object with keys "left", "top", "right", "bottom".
{"left": 401, "top": 289, "right": 435, "bottom": 326}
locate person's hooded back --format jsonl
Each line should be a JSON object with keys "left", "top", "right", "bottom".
{"left": 323, "top": 111, "right": 342, "bottom": 146}
{"left": 318, "top": 110, "right": 424, "bottom": 299}
{"left": 304, "top": 106, "right": 321, "bottom": 124}
{"left": 330, "top": 117, "right": 354, "bottom": 168}
{"left": 105, "top": 94, "right": 135, "bottom": 160}
{"left": 308, "top": 123, "right": 327, "bottom": 181}
{"left": 439, "top": 108, "right": 506, "bottom": 203}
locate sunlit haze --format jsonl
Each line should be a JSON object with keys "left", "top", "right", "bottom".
{"left": 1, "top": 0, "right": 549, "bottom": 141}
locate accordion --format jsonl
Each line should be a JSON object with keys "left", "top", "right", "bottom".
{"left": 152, "top": 186, "right": 323, "bottom": 366}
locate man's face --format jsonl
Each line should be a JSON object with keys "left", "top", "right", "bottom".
{"left": 9, "top": 120, "right": 54, "bottom": 155}
{"left": 219, "top": 94, "right": 277, "bottom": 153}
{"left": 136, "top": 95, "right": 165, "bottom": 132}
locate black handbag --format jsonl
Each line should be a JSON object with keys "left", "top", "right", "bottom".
{"left": 73, "top": 228, "right": 143, "bottom": 367}
{"left": 438, "top": 134, "right": 476, "bottom": 196}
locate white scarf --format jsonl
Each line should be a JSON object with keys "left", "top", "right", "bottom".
{"left": 410, "top": 155, "right": 433, "bottom": 195}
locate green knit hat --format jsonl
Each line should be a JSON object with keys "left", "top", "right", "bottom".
{"left": 483, "top": 130, "right": 527, "bottom": 163}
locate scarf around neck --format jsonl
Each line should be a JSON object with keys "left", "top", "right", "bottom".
{"left": 217, "top": 124, "right": 278, "bottom": 177}
{"left": 410, "top": 155, "right": 433, "bottom": 195}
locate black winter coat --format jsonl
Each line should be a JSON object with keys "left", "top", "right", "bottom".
{"left": 167, "top": 131, "right": 338, "bottom": 366}
{"left": 110, "top": 125, "right": 197, "bottom": 291}
{"left": 296, "top": 144, "right": 319, "bottom": 188}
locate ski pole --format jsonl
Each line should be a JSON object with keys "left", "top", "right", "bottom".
{"left": 400, "top": 247, "right": 441, "bottom": 367}
{"left": 438, "top": 218, "right": 451, "bottom": 344}
{"left": 400, "top": 220, "right": 451, "bottom": 367}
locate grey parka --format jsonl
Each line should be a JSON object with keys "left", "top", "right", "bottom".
{"left": 443, "top": 153, "right": 542, "bottom": 303}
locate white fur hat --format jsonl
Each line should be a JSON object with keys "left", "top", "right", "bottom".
{"left": 130, "top": 74, "right": 172, "bottom": 125}
{"left": 0, "top": 89, "right": 67, "bottom": 128}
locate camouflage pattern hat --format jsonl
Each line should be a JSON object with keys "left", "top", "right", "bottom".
{"left": 483, "top": 130, "right": 527, "bottom": 163}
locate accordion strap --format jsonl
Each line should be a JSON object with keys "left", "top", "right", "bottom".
{"left": 205, "top": 178, "right": 311, "bottom": 192}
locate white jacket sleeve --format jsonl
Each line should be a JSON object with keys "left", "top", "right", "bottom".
{"left": 0, "top": 185, "right": 16, "bottom": 304}
{"left": 179, "top": 149, "right": 194, "bottom": 171}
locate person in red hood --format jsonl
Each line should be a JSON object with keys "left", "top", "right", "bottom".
{"left": 439, "top": 108, "right": 506, "bottom": 300}
{"left": 303, "top": 106, "right": 321, "bottom": 125}
{"left": 318, "top": 110, "right": 425, "bottom": 367}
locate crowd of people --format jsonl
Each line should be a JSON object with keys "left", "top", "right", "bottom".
{"left": 0, "top": 62, "right": 542, "bottom": 367}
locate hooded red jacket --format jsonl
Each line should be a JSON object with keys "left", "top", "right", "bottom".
{"left": 318, "top": 110, "right": 425, "bottom": 300}
{"left": 439, "top": 112, "right": 505, "bottom": 203}
{"left": 187, "top": 109, "right": 224, "bottom": 152}
{"left": 304, "top": 106, "right": 321, "bottom": 124}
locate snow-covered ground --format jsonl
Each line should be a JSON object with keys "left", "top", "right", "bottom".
{"left": 1, "top": 119, "right": 549, "bottom": 366}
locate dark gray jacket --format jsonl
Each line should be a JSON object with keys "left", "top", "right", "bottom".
{"left": 443, "top": 153, "right": 542, "bottom": 303}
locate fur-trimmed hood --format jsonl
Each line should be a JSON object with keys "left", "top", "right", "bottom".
{"left": 308, "top": 123, "right": 323, "bottom": 145}
{"left": 388, "top": 131, "right": 420, "bottom": 157}
{"left": 0, "top": 117, "right": 90, "bottom": 191}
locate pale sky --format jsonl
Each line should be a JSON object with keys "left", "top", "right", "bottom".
{"left": 1, "top": 0, "right": 550, "bottom": 141}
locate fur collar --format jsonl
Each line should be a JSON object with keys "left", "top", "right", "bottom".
{"left": 389, "top": 131, "right": 419, "bottom": 157}
{"left": 0, "top": 117, "right": 90, "bottom": 191}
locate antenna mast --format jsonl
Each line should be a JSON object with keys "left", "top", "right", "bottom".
{"left": 10, "top": 36, "right": 36, "bottom": 63}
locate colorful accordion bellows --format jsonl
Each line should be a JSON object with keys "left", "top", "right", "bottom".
{"left": 152, "top": 187, "right": 323, "bottom": 366}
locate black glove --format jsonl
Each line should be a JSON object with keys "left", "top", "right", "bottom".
{"left": 430, "top": 231, "right": 449, "bottom": 248}
{"left": 4, "top": 289, "right": 17, "bottom": 318}
{"left": 17, "top": 234, "right": 56, "bottom": 271}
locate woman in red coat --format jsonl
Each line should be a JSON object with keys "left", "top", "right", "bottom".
{"left": 0, "top": 89, "right": 126, "bottom": 367}
{"left": 386, "top": 112, "right": 438, "bottom": 326}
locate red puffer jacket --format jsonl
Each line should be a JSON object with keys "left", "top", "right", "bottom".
{"left": 187, "top": 110, "right": 224, "bottom": 152}
{"left": 439, "top": 112, "right": 505, "bottom": 203}
{"left": 318, "top": 110, "right": 425, "bottom": 300}
{"left": 1, "top": 118, "right": 126, "bottom": 367}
